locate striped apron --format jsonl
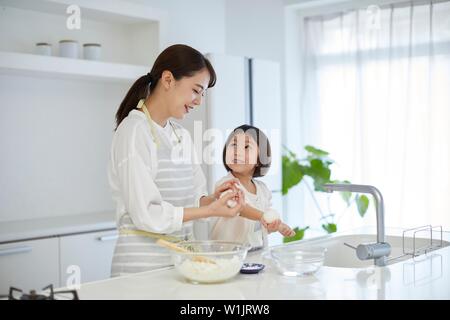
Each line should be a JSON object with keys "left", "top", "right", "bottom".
{"left": 110, "top": 125, "right": 196, "bottom": 277}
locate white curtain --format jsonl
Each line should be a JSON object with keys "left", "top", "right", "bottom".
{"left": 297, "top": 0, "right": 450, "bottom": 231}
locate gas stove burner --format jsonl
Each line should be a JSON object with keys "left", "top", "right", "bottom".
{"left": 1, "top": 284, "right": 79, "bottom": 300}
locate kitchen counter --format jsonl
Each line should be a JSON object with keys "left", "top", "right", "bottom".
{"left": 0, "top": 211, "right": 116, "bottom": 243}
{"left": 75, "top": 226, "right": 450, "bottom": 300}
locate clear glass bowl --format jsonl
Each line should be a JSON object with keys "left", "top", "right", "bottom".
{"left": 269, "top": 245, "right": 327, "bottom": 277}
{"left": 172, "top": 241, "right": 250, "bottom": 284}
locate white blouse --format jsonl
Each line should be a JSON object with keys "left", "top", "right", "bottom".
{"left": 107, "top": 109, "right": 207, "bottom": 235}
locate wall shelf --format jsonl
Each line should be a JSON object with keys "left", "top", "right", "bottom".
{"left": 0, "top": 0, "right": 167, "bottom": 24}
{"left": 0, "top": 51, "right": 149, "bottom": 83}
{"left": 0, "top": 0, "right": 166, "bottom": 66}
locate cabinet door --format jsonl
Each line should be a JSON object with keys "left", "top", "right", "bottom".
{"left": 0, "top": 238, "right": 59, "bottom": 293}
{"left": 59, "top": 230, "right": 117, "bottom": 286}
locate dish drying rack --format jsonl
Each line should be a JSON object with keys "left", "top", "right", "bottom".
{"left": 385, "top": 225, "right": 444, "bottom": 264}
{"left": 402, "top": 225, "right": 444, "bottom": 257}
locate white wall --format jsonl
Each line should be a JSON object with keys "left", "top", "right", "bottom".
{"left": 126, "top": 0, "right": 226, "bottom": 54}
{"left": 225, "top": 0, "right": 285, "bottom": 62}
{"left": 0, "top": 74, "right": 128, "bottom": 222}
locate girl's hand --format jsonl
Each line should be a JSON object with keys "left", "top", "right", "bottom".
{"left": 213, "top": 178, "right": 240, "bottom": 200}
{"left": 208, "top": 189, "right": 245, "bottom": 218}
{"left": 261, "top": 218, "right": 281, "bottom": 234}
{"left": 278, "top": 223, "right": 296, "bottom": 237}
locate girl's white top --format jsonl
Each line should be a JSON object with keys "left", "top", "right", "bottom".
{"left": 210, "top": 172, "right": 271, "bottom": 248}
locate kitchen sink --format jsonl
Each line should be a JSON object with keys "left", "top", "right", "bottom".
{"left": 284, "top": 234, "right": 449, "bottom": 268}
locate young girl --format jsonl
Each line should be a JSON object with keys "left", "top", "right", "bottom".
{"left": 210, "top": 125, "right": 295, "bottom": 249}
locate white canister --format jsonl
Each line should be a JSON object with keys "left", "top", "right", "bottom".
{"left": 35, "top": 43, "right": 52, "bottom": 56}
{"left": 59, "top": 40, "right": 79, "bottom": 59}
{"left": 83, "top": 43, "right": 102, "bottom": 61}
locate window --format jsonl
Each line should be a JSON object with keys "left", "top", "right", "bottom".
{"left": 291, "top": 1, "right": 450, "bottom": 231}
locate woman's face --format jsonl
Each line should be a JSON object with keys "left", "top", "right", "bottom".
{"left": 164, "top": 68, "right": 210, "bottom": 119}
{"left": 225, "top": 133, "right": 259, "bottom": 176}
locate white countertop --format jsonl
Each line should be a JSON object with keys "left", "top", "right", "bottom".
{"left": 0, "top": 211, "right": 116, "bottom": 243}
{"left": 76, "top": 227, "right": 450, "bottom": 300}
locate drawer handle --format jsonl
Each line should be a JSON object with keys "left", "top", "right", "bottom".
{"left": 97, "top": 235, "right": 118, "bottom": 242}
{"left": 0, "top": 246, "right": 32, "bottom": 257}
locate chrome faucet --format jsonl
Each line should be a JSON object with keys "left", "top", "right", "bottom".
{"left": 323, "top": 183, "right": 391, "bottom": 267}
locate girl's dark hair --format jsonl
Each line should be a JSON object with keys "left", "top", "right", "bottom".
{"left": 115, "top": 44, "right": 217, "bottom": 129}
{"left": 222, "top": 125, "right": 272, "bottom": 178}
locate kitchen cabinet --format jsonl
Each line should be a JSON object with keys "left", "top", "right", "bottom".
{"left": 59, "top": 230, "right": 118, "bottom": 287}
{"left": 0, "top": 238, "right": 59, "bottom": 293}
{"left": 0, "top": 212, "right": 117, "bottom": 293}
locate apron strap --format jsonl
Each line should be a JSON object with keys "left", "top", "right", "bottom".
{"left": 119, "top": 229, "right": 184, "bottom": 243}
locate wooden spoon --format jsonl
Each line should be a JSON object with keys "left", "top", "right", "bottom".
{"left": 156, "top": 239, "right": 216, "bottom": 264}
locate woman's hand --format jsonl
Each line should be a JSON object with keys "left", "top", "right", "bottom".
{"left": 213, "top": 178, "right": 240, "bottom": 200}
{"left": 207, "top": 189, "right": 245, "bottom": 218}
{"left": 260, "top": 218, "right": 281, "bottom": 234}
{"left": 199, "top": 178, "right": 242, "bottom": 207}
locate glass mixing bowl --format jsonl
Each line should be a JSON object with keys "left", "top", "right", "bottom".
{"left": 269, "top": 245, "right": 327, "bottom": 277}
{"left": 171, "top": 241, "right": 250, "bottom": 284}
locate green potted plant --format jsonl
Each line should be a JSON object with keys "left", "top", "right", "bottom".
{"left": 282, "top": 145, "right": 370, "bottom": 243}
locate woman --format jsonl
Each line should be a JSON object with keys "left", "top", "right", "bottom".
{"left": 108, "top": 44, "right": 244, "bottom": 277}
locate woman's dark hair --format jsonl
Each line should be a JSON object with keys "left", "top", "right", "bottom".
{"left": 222, "top": 125, "right": 272, "bottom": 178}
{"left": 115, "top": 44, "right": 217, "bottom": 129}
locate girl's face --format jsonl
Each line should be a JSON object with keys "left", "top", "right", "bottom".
{"left": 225, "top": 133, "right": 259, "bottom": 176}
{"left": 163, "top": 68, "right": 210, "bottom": 119}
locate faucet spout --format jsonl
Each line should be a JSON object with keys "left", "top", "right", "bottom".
{"left": 323, "top": 183, "right": 390, "bottom": 266}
